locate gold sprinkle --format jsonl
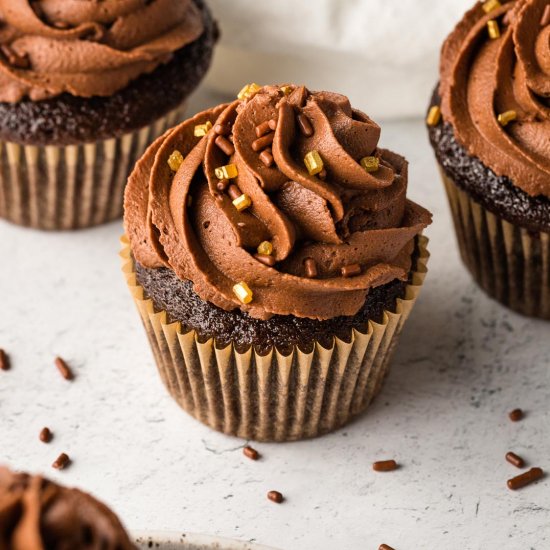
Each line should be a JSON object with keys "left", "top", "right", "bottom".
{"left": 194, "top": 121, "right": 213, "bottom": 137}
{"left": 237, "top": 83, "right": 261, "bottom": 101}
{"left": 215, "top": 164, "right": 238, "bottom": 180}
{"left": 280, "top": 85, "right": 292, "bottom": 95}
{"left": 304, "top": 151, "right": 324, "bottom": 176}
{"left": 167, "top": 150, "right": 184, "bottom": 172}
{"left": 498, "top": 110, "right": 517, "bottom": 127}
{"left": 482, "top": 0, "right": 501, "bottom": 13}
{"left": 361, "top": 156, "right": 380, "bottom": 173}
{"left": 426, "top": 105, "right": 442, "bottom": 126}
{"left": 233, "top": 282, "right": 253, "bottom": 304}
{"left": 257, "top": 241, "right": 273, "bottom": 256}
{"left": 233, "top": 194, "right": 252, "bottom": 212}
{"left": 487, "top": 20, "right": 500, "bottom": 39}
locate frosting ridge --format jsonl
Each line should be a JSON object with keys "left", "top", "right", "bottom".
{"left": 0, "top": 467, "right": 135, "bottom": 549}
{"left": 125, "top": 85, "right": 431, "bottom": 321}
{"left": 439, "top": 0, "right": 550, "bottom": 197}
{"left": 0, "top": 0, "right": 204, "bottom": 102}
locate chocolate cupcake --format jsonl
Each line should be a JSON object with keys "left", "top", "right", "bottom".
{"left": 0, "top": 466, "right": 135, "bottom": 549}
{"left": 428, "top": 0, "right": 550, "bottom": 319}
{"left": 0, "top": 0, "right": 216, "bottom": 230}
{"left": 123, "top": 84, "right": 432, "bottom": 441}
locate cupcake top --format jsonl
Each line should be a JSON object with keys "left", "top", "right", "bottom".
{"left": 439, "top": 0, "right": 550, "bottom": 197}
{"left": 0, "top": 0, "right": 204, "bottom": 102}
{"left": 0, "top": 467, "right": 135, "bottom": 549}
{"left": 125, "top": 84, "right": 431, "bottom": 321}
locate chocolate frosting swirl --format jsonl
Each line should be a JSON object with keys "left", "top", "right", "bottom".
{"left": 440, "top": 0, "right": 550, "bottom": 197}
{"left": 0, "top": 0, "right": 204, "bottom": 102}
{"left": 0, "top": 467, "right": 135, "bottom": 549}
{"left": 125, "top": 85, "right": 431, "bottom": 321}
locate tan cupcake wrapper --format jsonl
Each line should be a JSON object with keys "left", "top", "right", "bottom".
{"left": 441, "top": 170, "right": 550, "bottom": 320}
{"left": 0, "top": 103, "right": 186, "bottom": 231}
{"left": 120, "top": 235, "right": 429, "bottom": 442}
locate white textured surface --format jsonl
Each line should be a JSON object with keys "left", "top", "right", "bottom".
{"left": 204, "top": 0, "right": 473, "bottom": 119}
{"left": 0, "top": 89, "right": 549, "bottom": 550}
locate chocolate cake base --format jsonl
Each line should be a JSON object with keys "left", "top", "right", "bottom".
{"left": 427, "top": 89, "right": 550, "bottom": 234}
{"left": 135, "top": 251, "right": 418, "bottom": 356}
{"left": 0, "top": 0, "right": 217, "bottom": 146}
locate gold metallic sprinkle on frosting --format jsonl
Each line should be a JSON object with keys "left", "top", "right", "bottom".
{"left": 482, "top": 0, "right": 501, "bottom": 13}
{"left": 426, "top": 105, "right": 442, "bottom": 126}
{"left": 360, "top": 156, "right": 380, "bottom": 173}
{"left": 280, "top": 85, "right": 292, "bottom": 95}
{"left": 194, "top": 121, "right": 212, "bottom": 137}
{"left": 304, "top": 151, "right": 324, "bottom": 176}
{"left": 167, "top": 150, "right": 184, "bottom": 172}
{"left": 487, "top": 20, "right": 500, "bottom": 39}
{"left": 238, "top": 83, "right": 261, "bottom": 101}
{"left": 233, "top": 282, "right": 253, "bottom": 304}
{"left": 257, "top": 241, "right": 273, "bottom": 256}
{"left": 233, "top": 194, "right": 252, "bottom": 212}
{"left": 498, "top": 110, "right": 517, "bottom": 127}
{"left": 215, "top": 164, "right": 238, "bottom": 180}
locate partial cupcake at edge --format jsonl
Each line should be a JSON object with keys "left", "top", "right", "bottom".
{"left": 0, "top": 466, "right": 135, "bottom": 549}
{"left": 427, "top": 0, "right": 550, "bottom": 319}
{"left": 0, "top": 0, "right": 217, "bottom": 231}
{"left": 122, "top": 84, "right": 432, "bottom": 442}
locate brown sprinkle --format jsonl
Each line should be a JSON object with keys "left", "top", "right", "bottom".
{"left": 216, "top": 179, "right": 230, "bottom": 192}
{"left": 268, "top": 119, "right": 278, "bottom": 131}
{"left": 541, "top": 4, "right": 550, "bottom": 26}
{"left": 304, "top": 258, "right": 318, "bottom": 278}
{"left": 0, "top": 349, "right": 10, "bottom": 371}
{"left": 39, "top": 427, "right": 53, "bottom": 443}
{"left": 243, "top": 446, "right": 260, "bottom": 460}
{"left": 507, "top": 467, "right": 544, "bottom": 490}
{"left": 341, "top": 264, "right": 362, "bottom": 278}
{"left": 227, "top": 184, "right": 242, "bottom": 201}
{"left": 373, "top": 460, "right": 398, "bottom": 472}
{"left": 267, "top": 490, "right": 284, "bottom": 504}
{"left": 509, "top": 408, "right": 523, "bottom": 422}
{"left": 379, "top": 545, "right": 395, "bottom": 550}
{"left": 254, "top": 253, "right": 276, "bottom": 267}
{"left": 297, "top": 113, "right": 314, "bottom": 137}
{"left": 259, "top": 149, "right": 274, "bottom": 168}
{"left": 215, "top": 135, "right": 235, "bottom": 156}
{"left": 506, "top": 452, "right": 525, "bottom": 469}
{"left": 54, "top": 357, "right": 74, "bottom": 381}
{"left": 214, "top": 123, "right": 231, "bottom": 136}
{"left": 52, "top": 453, "right": 70, "bottom": 470}
{"left": 255, "top": 121, "right": 272, "bottom": 138}
{"left": 252, "top": 133, "right": 274, "bottom": 152}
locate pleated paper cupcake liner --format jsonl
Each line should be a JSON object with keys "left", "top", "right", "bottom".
{"left": 0, "top": 104, "right": 186, "bottom": 231}
{"left": 120, "top": 236, "right": 430, "bottom": 442}
{"left": 441, "top": 170, "right": 550, "bottom": 320}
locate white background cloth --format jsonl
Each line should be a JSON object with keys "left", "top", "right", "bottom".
{"left": 204, "top": 0, "right": 473, "bottom": 120}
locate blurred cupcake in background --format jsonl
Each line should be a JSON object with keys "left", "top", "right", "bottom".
{"left": 0, "top": 0, "right": 217, "bottom": 230}
{"left": 0, "top": 466, "right": 135, "bottom": 549}
{"left": 428, "top": 0, "right": 550, "bottom": 319}
{"left": 122, "top": 84, "right": 431, "bottom": 442}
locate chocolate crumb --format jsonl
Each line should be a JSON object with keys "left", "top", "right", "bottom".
{"left": 39, "top": 427, "right": 53, "bottom": 443}
{"left": 243, "top": 446, "right": 260, "bottom": 460}
{"left": 373, "top": 460, "right": 398, "bottom": 472}
{"left": 52, "top": 453, "right": 70, "bottom": 470}
{"left": 509, "top": 409, "right": 523, "bottom": 422}
{"left": 0, "top": 349, "right": 10, "bottom": 371}
{"left": 267, "top": 490, "right": 283, "bottom": 503}
{"left": 54, "top": 357, "right": 74, "bottom": 381}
